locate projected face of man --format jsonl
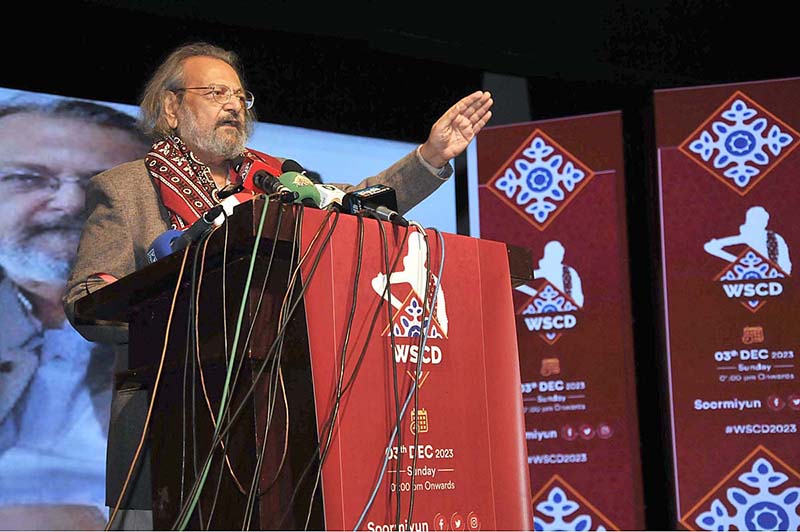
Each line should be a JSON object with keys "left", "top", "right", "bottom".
{"left": 0, "top": 111, "right": 145, "bottom": 295}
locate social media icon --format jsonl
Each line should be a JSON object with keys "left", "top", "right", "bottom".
{"left": 433, "top": 513, "right": 448, "bottom": 531}
{"left": 467, "top": 511, "right": 481, "bottom": 531}
{"left": 597, "top": 422, "right": 613, "bottom": 439}
{"left": 561, "top": 425, "right": 577, "bottom": 441}
{"left": 767, "top": 395, "right": 785, "bottom": 411}
{"left": 451, "top": 512, "right": 465, "bottom": 531}
{"left": 788, "top": 394, "right": 800, "bottom": 411}
{"left": 579, "top": 424, "right": 595, "bottom": 440}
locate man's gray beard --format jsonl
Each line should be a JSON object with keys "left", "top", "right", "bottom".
{"left": 179, "top": 109, "right": 247, "bottom": 160}
{"left": 0, "top": 242, "right": 70, "bottom": 285}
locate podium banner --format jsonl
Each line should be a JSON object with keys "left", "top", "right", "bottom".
{"left": 469, "top": 111, "right": 644, "bottom": 530}
{"left": 299, "top": 210, "right": 532, "bottom": 531}
{"left": 655, "top": 78, "right": 800, "bottom": 530}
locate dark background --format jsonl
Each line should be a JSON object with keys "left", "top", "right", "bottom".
{"left": 4, "top": 1, "right": 795, "bottom": 528}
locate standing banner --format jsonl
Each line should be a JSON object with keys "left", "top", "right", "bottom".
{"left": 467, "top": 111, "right": 645, "bottom": 530}
{"left": 655, "top": 77, "right": 800, "bottom": 530}
{"left": 298, "top": 211, "right": 533, "bottom": 531}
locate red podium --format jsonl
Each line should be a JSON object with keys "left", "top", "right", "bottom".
{"left": 74, "top": 197, "right": 533, "bottom": 530}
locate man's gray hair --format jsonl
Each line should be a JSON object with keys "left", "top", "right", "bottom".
{"left": 0, "top": 98, "right": 149, "bottom": 146}
{"left": 137, "top": 42, "right": 256, "bottom": 139}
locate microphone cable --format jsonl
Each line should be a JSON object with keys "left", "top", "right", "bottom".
{"left": 183, "top": 196, "right": 287, "bottom": 529}
{"left": 352, "top": 375, "right": 419, "bottom": 531}
{"left": 176, "top": 193, "right": 301, "bottom": 529}
{"left": 407, "top": 223, "right": 429, "bottom": 526}
{"left": 405, "top": 223, "right": 446, "bottom": 526}
{"left": 187, "top": 221, "right": 233, "bottom": 528}
{"left": 339, "top": 223, "right": 410, "bottom": 397}
{"left": 172, "top": 197, "right": 279, "bottom": 530}
{"left": 260, "top": 206, "right": 342, "bottom": 529}
{"left": 184, "top": 227, "right": 206, "bottom": 527}
{"left": 230, "top": 203, "right": 291, "bottom": 530}
{"left": 272, "top": 218, "right": 412, "bottom": 530}
{"left": 242, "top": 206, "right": 302, "bottom": 530}
{"left": 350, "top": 221, "right": 427, "bottom": 530}
{"left": 374, "top": 214, "right": 405, "bottom": 529}
{"left": 105, "top": 244, "right": 192, "bottom": 531}
{"left": 302, "top": 213, "right": 365, "bottom": 530}
{"left": 354, "top": 225, "right": 429, "bottom": 531}
{"left": 235, "top": 206, "right": 341, "bottom": 530}
{"left": 189, "top": 217, "right": 251, "bottom": 529}
{"left": 353, "top": 224, "right": 446, "bottom": 531}
{"left": 174, "top": 204, "right": 338, "bottom": 530}
{"left": 177, "top": 210, "right": 244, "bottom": 530}
{"left": 200, "top": 210, "right": 245, "bottom": 529}
{"left": 177, "top": 205, "right": 269, "bottom": 529}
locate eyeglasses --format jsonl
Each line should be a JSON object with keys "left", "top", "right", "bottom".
{"left": 174, "top": 84, "right": 255, "bottom": 109}
{"left": 0, "top": 171, "right": 88, "bottom": 194}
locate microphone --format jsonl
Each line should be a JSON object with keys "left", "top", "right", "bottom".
{"left": 278, "top": 171, "right": 321, "bottom": 208}
{"left": 171, "top": 204, "right": 224, "bottom": 251}
{"left": 146, "top": 204, "right": 224, "bottom": 263}
{"left": 281, "top": 158, "right": 306, "bottom": 174}
{"left": 341, "top": 184, "right": 409, "bottom": 227}
{"left": 233, "top": 154, "right": 297, "bottom": 202}
{"left": 315, "top": 184, "right": 346, "bottom": 211}
{"left": 207, "top": 192, "right": 252, "bottom": 226}
{"left": 146, "top": 229, "right": 182, "bottom": 263}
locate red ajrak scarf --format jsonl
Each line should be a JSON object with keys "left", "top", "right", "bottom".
{"left": 145, "top": 136, "right": 281, "bottom": 229}
{"left": 145, "top": 136, "right": 219, "bottom": 229}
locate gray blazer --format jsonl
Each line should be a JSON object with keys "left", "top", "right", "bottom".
{"left": 63, "top": 148, "right": 451, "bottom": 362}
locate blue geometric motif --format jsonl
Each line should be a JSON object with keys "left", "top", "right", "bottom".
{"left": 493, "top": 136, "right": 587, "bottom": 224}
{"left": 719, "top": 250, "right": 787, "bottom": 282}
{"left": 521, "top": 284, "right": 579, "bottom": 315}
{"left": 695, "top": 458, "right": 800, "bottom": 531}
{"left": 534, "top": 487, "right": 607, "bottom": 531}
{"left": 718, "top": 250, "right": 785, "bottom": 310}
{"left": 391, "top": 297, "right": 443, "bottom": 338}
{"left": 688, "top": 99, "right": 794, "bottom": 190}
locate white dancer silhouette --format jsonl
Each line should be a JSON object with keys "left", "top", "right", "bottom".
{"left": 371, "top": 231, "right": 448, "bottom": 335}
{"left": 515, "top": 240, "right": 584, "bottom": 307}
{"left": 704, "top": 206, "right": 792, "bottom": 274}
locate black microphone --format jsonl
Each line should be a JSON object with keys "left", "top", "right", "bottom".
{"left": 170, "top": 204, "right": 225, "bottom": 252}
{"left": 341, "top": 184, "right": 409, "bottom": 227}
{"left": 253, "top": 172, "right": 298, "bottom": 202}
{"left": 281, "top": 158, "right": 306, "bottom": 174}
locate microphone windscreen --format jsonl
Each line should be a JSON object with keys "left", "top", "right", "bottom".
{"left": 315, "top": 184, "right": 346, "bottom": 210}
{"left": 278, "top": 171, "right": 321, "bottom": 207}
{"left": 281, "top": 159, "right": 305, "bottom": 174}
{"left": 147, "top": 229, "right": 183, "bottom": 263}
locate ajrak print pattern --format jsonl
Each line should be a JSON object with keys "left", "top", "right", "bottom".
{"left": 517, "top": 281, "right": 579, "bottom": 345}
{"left": 487, "top": 129, "right": 595, "bottom": 230}
{"left": 532, "top": 476, "right": 617, "bottom": 531}
{"left": 715, "top": 248, "right": 786, "bottom": 313}
{"left": 684, "top": 447, "right": 800, "bottom": 531}
{"left": 679, "top": 91, "right": 799, "bottom": 196}
{"left": 390, "top": 294, "right": 445, "bottom": 339}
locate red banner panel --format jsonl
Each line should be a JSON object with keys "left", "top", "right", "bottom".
{"left": 470, "top": 112, "right": 645, "bottom": 530}
{"left": 299, "top": 211, "right": 532, "bottom": 531}
{"left": 655, "top": 77, "right": 800, "bottom": 530}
